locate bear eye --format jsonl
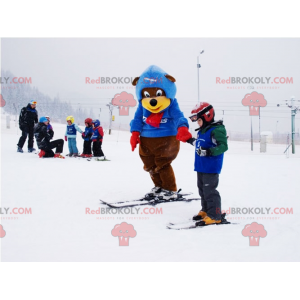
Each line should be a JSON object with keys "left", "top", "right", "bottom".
{"left": 156, "top": 89, "right": 163, "bottom": 97}
{"left": 144, "top": 91, "right": 150, "bottom": 98}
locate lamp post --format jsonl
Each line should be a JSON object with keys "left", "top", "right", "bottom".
{"left": 197, "top": 50, "right": 204, "bottom": 103}
{"left": 106, "top": 102, "right": 114, "bottom": 135}
{"left": 278, "top": 96, "right": 300, "bottom": 154}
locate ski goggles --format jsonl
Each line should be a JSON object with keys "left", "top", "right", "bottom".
{"left": 189, "top": 114, "right": 199, "bottom": 122}
{"left": 30, "top": 101, "right": 37, "bottom": 105}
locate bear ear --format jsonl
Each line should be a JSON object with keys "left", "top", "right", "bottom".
{"left": 132, "top": 77, "right": 140, "bottom": 86}
{"left": 165, "top": 74, "right": 176, "bottom": 82}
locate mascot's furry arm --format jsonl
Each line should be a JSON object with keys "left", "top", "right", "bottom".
{"left": 130, "top": 104, "right": 143, "bottom": 151}
{"left": 130, "top": 103, "right": 143, "bottom": 133}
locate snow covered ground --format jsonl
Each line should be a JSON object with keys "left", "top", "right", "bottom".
{"left": 1, "top": 118, "right": 300, "bottom": 261}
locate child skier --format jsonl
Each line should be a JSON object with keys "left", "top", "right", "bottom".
{"left": 81, "top": 118, "right": 93, "bottom": 158}
{"left": 91, "top": 119, "right": 105, "bottom": 158}
{"left": 188, "top": 102, "right": 228, "bottom": 225}
{"left": 65, "top": 116, "right": 83, "bottom": 157}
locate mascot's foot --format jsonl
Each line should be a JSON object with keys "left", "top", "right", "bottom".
{"left": 192, "top": 211, "right": 207, "bottom": 221}
{"left": 145, "top": 187, "right": 162, "bottom": 198}
{"left": 159, "top": 189, "right": 178, "bottom": 200}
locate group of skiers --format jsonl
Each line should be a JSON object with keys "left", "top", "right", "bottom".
{"left": 16, "top": 100, "right": 105, "bottom": 159}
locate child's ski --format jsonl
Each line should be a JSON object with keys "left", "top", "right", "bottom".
{"left": 167, "top": 214, "right": 237, "bottom": 230}
{"left": 89, "top": 157, "right": 110, "bottom": 161}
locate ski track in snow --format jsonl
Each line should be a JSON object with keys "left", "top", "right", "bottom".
{"left": 1, "top": 120, "right": 300, "bottom": 261}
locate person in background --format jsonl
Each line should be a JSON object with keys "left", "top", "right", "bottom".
{"left": 80, "top": 118, "right": 93, "bottom": 158}
{"left": 34, "top": 117, "right": 65, "bottom": 158}
{"left": 91, "top": 119, "right": 105, "bottom": 158}
{"left": 65, "top": 116, "right": 83, "bottom": 157}
{"left": 17, "top": 100, "right": 38, "bottom": 153}
{"left": 45, "top": 116, "right": 54, "bottom": 140}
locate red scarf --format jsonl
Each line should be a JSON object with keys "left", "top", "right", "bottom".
{"left": 145, "top": 112, "right": 164, "bottom": 128}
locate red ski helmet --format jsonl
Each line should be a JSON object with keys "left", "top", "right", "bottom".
{"left": 189, "top": 102, "right": 215, "bottom": 122}
{"left": 85, "top": 118, "right": 93, "bottom": 126}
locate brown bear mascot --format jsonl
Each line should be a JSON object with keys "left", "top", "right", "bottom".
{"left": 130, "top": 65, "right": 192, "bottom": 200}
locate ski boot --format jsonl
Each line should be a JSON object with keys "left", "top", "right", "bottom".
{"left": 144, "top": 187, "right": 162, "bottom": 200}
{"left": 17, "top": 147, "right": 23, "bottom": 153}
{"left": 196, "top": 216, "right": 221, "bottom": 226}
{"left": 72, "top": 153, "right": 79, "bottom": 157}
{"left": 158, "top": 189, "right": 178, "bottom": 201}
{"left": 28, "top": 147, "right": 36, "bottom": 153}
{"left": 54, "top": 153, "right": 65, "bottom": 159}
{"left": 80, "top": 153, "right": 86, "bottom": 157}
{"left": 193, "top": 211, "right": 207, "bottom": 221}
{"left": 66, "top": 154, "right": 73, "bottom": 157}
{"left": 38, "top": 150, "right": 45, "bottom": 158}
{"left": 85, "top": 154, "right": 93, "bottom": 158}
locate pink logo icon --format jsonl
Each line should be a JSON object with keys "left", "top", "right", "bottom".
{"left": 0, "top": 225, "right": 6, "bottom": 238}
{"left": 111, "top": 222, "right": 137, "bottom": 246}
{"left": 242, "top": 91, "right": 267, "bottom": 116}
{"left": 112, "top": 91, "right": 137, "bottom": 116}
{"left": 0, "top": 94, "right": 6, "bottom": 107}
{"left": 242, "top": 222, "right": 267, "bottom": 246}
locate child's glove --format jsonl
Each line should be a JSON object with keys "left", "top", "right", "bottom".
{"left": 65, "top": 136, "right": 67, "bottom": 141}
{"left": 176, "top": 126, "right": 192, "bottom": 142}
{"left": 82, "top": 132, "right": 85, "bottom": 139}
{"left": 130, "top": 131, "right": 140, "bottom": 151}
{"left": 196, "top": 147, "right": 212, "bottom": 157}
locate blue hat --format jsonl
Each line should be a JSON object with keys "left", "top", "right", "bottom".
{"left": 29, "top": 100, "right": 37, "bottom": 105}
{"left": 135, "top": 65, "right": 177, "bottom": 101}
{"left": 39, "top": 117, "right": 48, "bottom": 123}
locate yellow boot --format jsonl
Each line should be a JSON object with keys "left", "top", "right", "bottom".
{"left": 202, "top": 216, "right": 221, "bottom": 225}
{"left": 193, "top": 211, "right": 207, "bottom": 221}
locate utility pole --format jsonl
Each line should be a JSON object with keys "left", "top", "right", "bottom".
{"left": 106, "top": 102, "right": 114, "bottom": 135}
{"left": 197, "top": 50, "right": 204, "bottom": 103}
{"left": 278, "top": 96, "right": 300, "bottom": 154}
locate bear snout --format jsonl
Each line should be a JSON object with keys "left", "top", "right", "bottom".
{"left": 150, "top": 99, "right": 158, "bottom": 107}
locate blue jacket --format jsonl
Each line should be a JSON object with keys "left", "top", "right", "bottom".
{"left": 130, "top": 99, "right": 189, "bottom": 137}
{"left": 83, "top": 126, "right": 93, "bottom": 141}
{"left": 65, "top": 123, "right": 83, "bottom": 138}
{"left": 194, "top": 122, "right": 228, "bottom": 174}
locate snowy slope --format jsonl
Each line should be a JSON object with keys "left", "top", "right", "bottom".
{"left": 1, "top": 119, "right": 300, "bottom": 261}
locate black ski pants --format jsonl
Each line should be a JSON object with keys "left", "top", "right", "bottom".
{"left": 92, "top": 141, "right": 104, "bottom": 157}
{"left": 197, "top": 172, "right": 221, "bottom": 220}
{"left": 83, "top": 140, "right": 92, "bottom": 154}
{"left": 18, "top": 124, "right": 34, "bottom": 149}
{"left": 42, "top": 139, "right": 64, "bottom": 158}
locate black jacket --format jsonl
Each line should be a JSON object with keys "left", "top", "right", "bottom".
{"left": 19, "top": 104, "right": 38, "bottom": 127}
{"left": 34, "top": 122, "right": 52, "bottom": 149}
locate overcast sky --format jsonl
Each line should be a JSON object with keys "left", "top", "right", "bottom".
{"left": 1, "top": 38, "right": 300, "bottom": 134}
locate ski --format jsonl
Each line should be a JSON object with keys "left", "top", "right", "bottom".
{"left": 167, "top": 220, "right": 238, "bottom": 230}
{"left": 88, "top": 157, "right": 110, "bottom": 161}
{"left": 100, "top": 192, "right": 193, "bottom": 205}
{"left": 100, "top": 197, "right": 200, "bottom": 208}
{"left": 167, "top": 214, "right": 238, "bottom": 230}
